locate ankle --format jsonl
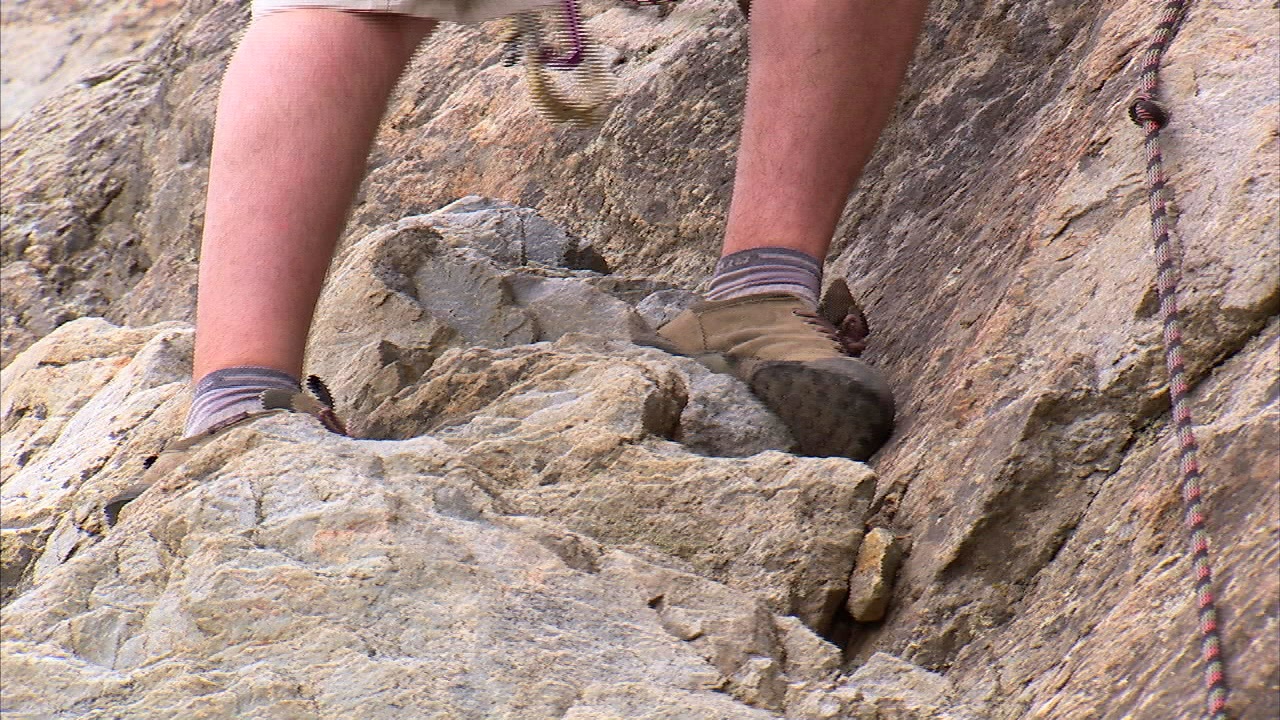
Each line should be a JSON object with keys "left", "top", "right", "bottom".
{"left": 706, "top": 246, "right": 823, "bottom": 307}
{"left": 184, "top": 366, "right": 300, "bottom": 437}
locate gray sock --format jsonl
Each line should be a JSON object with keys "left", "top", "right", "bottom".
{"left": 705, "top": 247, "right": 823, "bottom": 307}
{"left": 184, "top": 366, "right": 300, "bottom": 437}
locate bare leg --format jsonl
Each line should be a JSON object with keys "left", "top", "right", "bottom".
{"left": 193, "top": 11, "right": 435, "bottom": 380}
{"left": 722, "top": 0, "right": 928, "bottom": 260}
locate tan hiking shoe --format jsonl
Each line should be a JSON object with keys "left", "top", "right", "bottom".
{"left": 656, "top": 288, "right": 894, "bottom": 460}
{"left": 102, "top": 376, "right": 348, "bottom": 527}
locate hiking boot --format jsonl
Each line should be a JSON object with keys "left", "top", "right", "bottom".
{"left": 655, "top": 283, "right": 894, "bottom": 460}
{"left": 102, "top": 376, "right": 347, "bottom": 527}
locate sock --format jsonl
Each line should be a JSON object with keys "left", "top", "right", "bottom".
{"left": 184, "top": 366, "right": 300, "bottom": 437}
{"left": 705, "top": 247, "right": 823, "bottom": 307}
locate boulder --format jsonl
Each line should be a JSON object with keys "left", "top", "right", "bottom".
{"left": 3, "top": 318, "right": 913, "bottom": 719}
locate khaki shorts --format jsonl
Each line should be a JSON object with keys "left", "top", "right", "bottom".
{"left": 252, "top": 0, "right": 554, "bottom": 22}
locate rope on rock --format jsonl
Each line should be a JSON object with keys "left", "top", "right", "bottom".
{"left": 1128, "top": 2, "right": 1230, "bottom": 718}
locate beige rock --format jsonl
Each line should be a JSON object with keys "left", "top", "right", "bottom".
{"left": 0, "top": 0, "right": 179, "bottom": 131}
{"left": 0, "top": 318, "right": 192, "bottom": 602}
{"left": 359, "top": 334, "right": 873, "bottom": 630}
{"left": 785, "top": 653, "right": 985, "bottom": 720}
{"left": 946, "top": 320, "right": 1280, "bottom": 719}
{"left": 307, "top": 208, "right": 792, "bottom": 456}
{"left": 0, "top": 319, "right": 929, "bottom": 719}
{"left": 775, "top": 616, "right": 842, "bottom": 684}
{"left": 829, "top": 8, "right": 1279, "bottom": 720}
{"left": 846, "top": 528, "right": 905, "bottom": 622}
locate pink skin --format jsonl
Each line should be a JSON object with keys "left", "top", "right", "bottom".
{"left": 722, "top": 0, "right": 928, "bottom": 258}
{"left": 193, "top": 11, "right": 435, "bottom": 379}
{"left": 192, "top": 0, "right": 927, "bottom": 381}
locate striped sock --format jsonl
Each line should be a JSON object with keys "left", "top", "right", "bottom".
{"left": 183, "top": 366, "right": 300, "bottom": 437}
{"left": 705, "top": 247, "right": 823, "bottom": 307}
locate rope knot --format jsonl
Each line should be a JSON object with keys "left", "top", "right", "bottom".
{"left": 1129, "top": 96, "right": 1170, "bottom": 129}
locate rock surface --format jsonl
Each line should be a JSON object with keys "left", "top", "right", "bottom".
{"left": 846, "top": 528, "right": 904, "bottom": 623}
{"left": 3, "top": 318, "right": 894, "bottom": 719}
{"left": 0, "top": 0, "right": 179, "bottom": 131}
{"left": 3, "top": 0, "right": 1278, "bottom": 718}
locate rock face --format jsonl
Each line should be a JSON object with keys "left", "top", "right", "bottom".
{"left": 2, "top": 317, "right": 904, "bottom": 719}
{"left": 0, "top": 0, "right": 180, "bottom": 131}
{"left": 2, "top": 0, "right": 1278, "bottom": 719}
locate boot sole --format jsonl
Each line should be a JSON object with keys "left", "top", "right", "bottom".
{"left": 747, "top": 358, "right": 895, "bottom": 460}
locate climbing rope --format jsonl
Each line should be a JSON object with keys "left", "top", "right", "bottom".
{"left": 1128, "top": 2, "right": 1230, "bottom": 718}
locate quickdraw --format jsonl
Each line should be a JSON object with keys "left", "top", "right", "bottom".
{"left": 501, "top": 0, "right": 684, "bottom": 125}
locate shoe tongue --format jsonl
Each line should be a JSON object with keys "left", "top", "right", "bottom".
{"left": 818, "top": 278, "right": 855, "bottom": 326}
{"left": 818, "top": 279, "right": 871, "bottom": 357}
{"left": 260, "top": 388, "right": 299, "bottom": 411}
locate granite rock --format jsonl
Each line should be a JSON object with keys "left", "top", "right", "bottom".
{"left": 846, "top": 528, "right": 905, "bottom": 623}
{"left": 2, "top": 319, "right": 937, "bottom": 719}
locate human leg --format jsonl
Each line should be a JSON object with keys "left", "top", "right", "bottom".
{"left": 721, "top": 0, "right": 928, "bottom": 261}
{"left": 659, "top": 0, "right": 928, "bottom": 459}
{"left": 192, "top": 10, "right": 435, "bottom": 383}
{"left": 181, "top": 10, "right": 433, "bottom": 436}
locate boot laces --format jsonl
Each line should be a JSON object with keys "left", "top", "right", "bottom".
{"left": 793, "top": 309, "right": 856, "bottom": 356}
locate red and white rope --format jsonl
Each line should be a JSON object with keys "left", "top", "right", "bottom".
{"left": 1129, "top": 1, "right": 1230, "bottom": 717}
